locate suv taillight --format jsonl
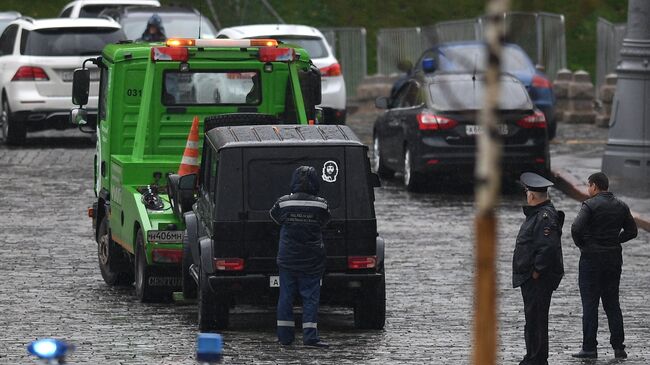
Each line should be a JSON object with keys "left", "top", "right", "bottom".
{"left": 320, "top": 63, "right": 342, "bottom": 77}
{"left": 213, "top": 258, "right": 245, "bottom": 271}
{"left": 348, "top": 256, "right": 377, "bottom": 270}
{"left": 417, "top": 112, "right": 458, "bottom": 131}
{"left": 516, "top": 111, "right": 547, "bottom": 129}
{"left": 12, "top": 66, "right": 49, "bottom": 81}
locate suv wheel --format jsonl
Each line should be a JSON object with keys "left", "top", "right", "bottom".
{"left": 403, "top": 147, "right": 425, "bottom": 192}
{"left": 134, "top": 228, "right": 169, "bottom": 303}
{"left": 1, "top": 98, "right": 26, "bottom": 146}
{"left": 182, "top": 231, "right": 197, "bottom": 299}
{"left": 97, "top": 218, "right": 133, "bottom": 286}
{"left": 198, "top": 266, "right": 229, "bottom": 331}
{"left": 373, "top": 135, "right": 394, "bottom": 178}
{"left": 353, "top": 272, "right": 386, "bottom": 330}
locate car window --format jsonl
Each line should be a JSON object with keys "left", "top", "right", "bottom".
{"left": 437, "top": 45, "right": 535, "bottom": 73}
{"left": 0, "top": 24, "right": 18, "bottom": 56}
{"left": 80, "top": 5, "right": 125, "bottom": 18}
{"left": 59, "top": 6, "right": 73, "bottom": 17}
{"left": 122, "top": 13, "right": 217, "bottom": 40}
{"left": 428, "top": 78, "right": 533, "bottom": 111}
{"left": 262, "top": 36, "right": 328, "bottom": 59}
{"left": 98, "top": 67, "right": 110, "bottom": 121}
{"left": 394, "top": 82, "right": 417, "bottom": 108}
{"left": 21, "top": 27, "right": 125, "bottom": 56}
{"left": 162, "top": 71, "right": 261, "bottom": 106}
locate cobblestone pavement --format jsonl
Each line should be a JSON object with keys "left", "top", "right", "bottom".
{"left": 0, "top": 127, "right": 649, "bottom": 364}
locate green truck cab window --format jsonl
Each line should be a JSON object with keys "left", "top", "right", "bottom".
{"left": 163, "top": 71, "right": 261, "bottom": 106}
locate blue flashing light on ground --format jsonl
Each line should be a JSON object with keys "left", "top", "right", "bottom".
{"left": 196, "top": 333, "right": 223, "bottom": 363}
{"left": 27, "top": 338, "right": 70, "bottom": 360}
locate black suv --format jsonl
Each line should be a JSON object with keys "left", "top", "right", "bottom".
{"left": 172, "top": 124, "right": 385, "bottom": 331}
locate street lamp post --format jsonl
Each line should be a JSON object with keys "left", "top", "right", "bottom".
{"left": 602, "top": 0, "right": 650, "bottom": 195}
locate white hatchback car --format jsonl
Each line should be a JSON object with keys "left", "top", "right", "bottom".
{"left": 59, "top": 0, "right": 160, "bottom": 18}
{"left": 0, "top": 17, "right": 125, "bottom": 145}
{"left": 217, "top": 24, "right": 347, "bottom": 124}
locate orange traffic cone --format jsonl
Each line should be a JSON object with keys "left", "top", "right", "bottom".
{"left": 178, "top": 116, "right": 200, "bottom": 176}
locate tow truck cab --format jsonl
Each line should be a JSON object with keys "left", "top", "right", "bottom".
{"left": 182, "top": 124, "right": 386, "bottom": 330}
{"left": 70, "top": 38, "right": 320, "bottom": 302}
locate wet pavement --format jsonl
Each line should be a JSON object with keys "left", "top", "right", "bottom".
{"left": 0, "top": 127, "right": 649, "bottom": 364}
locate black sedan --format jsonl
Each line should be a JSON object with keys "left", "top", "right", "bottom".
{"left": 373, "top": 73, "right": 549, "bottom": 191}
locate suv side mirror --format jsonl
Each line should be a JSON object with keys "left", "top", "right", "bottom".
{"left": 375, "top": 96, "right": 389, "bottom": 109}
{"left": 311, "top": 66, "right": 322, "bottom": 105}
{"left": 70, "top": 107, "right": 88, "bottom": 126}
{"left": 422, "top": 58, "right": 437, "bottom": 73}
{"left": 72, "top": 68, "right": 90, "bottom": 106}
{"left": 179, "top": 173, "right": 197, "bottom": 190}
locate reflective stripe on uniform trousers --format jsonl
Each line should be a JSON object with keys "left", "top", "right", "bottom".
{"left": 278, "top": 200, "right": 328, "bottom": 209}
{"left": 302, "top": 322, "right": 317, "bottom": 329}
{"left": 277, "top": 320, "right": 295, "bottom": 327}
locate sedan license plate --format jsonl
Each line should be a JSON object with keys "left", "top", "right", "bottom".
{"left": 270, "top": 276, "right": 280, "bottom": 287}
{"left": 147, "top": 230, "right": 184, "bottom": 243}
{"left": 466, "top": 124, "right": 508, "bottom": 136}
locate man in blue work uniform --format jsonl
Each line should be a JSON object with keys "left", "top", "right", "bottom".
{"left": 513, "top": 172, "right": 565, "bottom": 365}
{"left": 270, "top": 166, "right": 330, "bottom": 348}
{"left": 571, "top": 172, "right": 637, "bottom": 360}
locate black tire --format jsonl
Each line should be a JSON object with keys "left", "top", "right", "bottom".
{"left": 372, "top": 135, "right": 394, "bottom": 178}
{"left": 97, "top": 218, "right": 133, "bottom": 286}
{"left": 198, "top": 266, "right": 229, "bottom": 331}
{"left": 403, "top": 147, "right": 425, "bottom": 192}
{"left": 354, "top": 273, "right": 386, "bottom": 330}
{"left": 182, "top": 231, "right": 197, "bottom": 299}
{"left": 204, "top": 113, "right": 279, "bottom": 131}
{"left": 134, "top": 228, "right": 169, "bottom": 303}
{"left": 1, "top": 98, "right": 26, "bottom": 146}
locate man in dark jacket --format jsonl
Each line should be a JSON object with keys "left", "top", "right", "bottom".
{"left": 513, "top": 172, "right": 565, "bottom": 365}
{"left": 270, "top": 166, "right": 330, "bottom": 348}
{"left": 571, "top": 172, "right": 637, "bottom": 360}
{"left": 138, "top": 14, "right": 166, "bottom": 42}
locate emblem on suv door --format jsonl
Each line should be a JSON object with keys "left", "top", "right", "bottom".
{"left": 322, "top": 160, "right": 339, "bottom": 183}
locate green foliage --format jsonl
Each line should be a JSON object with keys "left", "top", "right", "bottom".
{"left": 3, "top": 0, "right": 631, "bottom": 76}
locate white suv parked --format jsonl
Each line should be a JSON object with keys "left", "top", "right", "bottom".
{"left": 217, "top": 24, "right": 347, "bottom": 124}
{"left": 59, "top": 0, "right": 160, "bottom": 18}
{"left": 0, "top": 17, "right": 125, "bottom": 145}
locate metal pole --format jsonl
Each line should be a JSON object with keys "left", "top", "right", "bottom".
{"left": 602, "top": 0, "right": 650, "bottom": 196}
{"left": 204, "top": 0, "right": 222, "bottom": 30}
{"left": 472, "top": 0, "right": 510, "bottom": 364}
{"left": 260, "top": 0, "right": 285, "bottom": 24}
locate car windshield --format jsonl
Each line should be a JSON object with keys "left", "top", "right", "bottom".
{"left": 259, "top": 36, "right": 328, "bottom": 59}
{"left": 163, "top": 71, "right": 261, "bottom": 106}
{"left": 437, "top": 45, "right": 535, "bottom": 74}
{"left": 122, "top": 13, "right": 217, "bottom": 40}
{"left": 21, "top": 27, "right": 126, "bottom": 56}
{"left": 428, "top": 78, "right": 532, "bottom": 111}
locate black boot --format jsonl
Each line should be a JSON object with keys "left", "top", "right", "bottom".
{"left": 571, "top": 350, "right": 597, "bottom": 359}
{"left": 614, "top": 349, "right": 627, "bottom": 359}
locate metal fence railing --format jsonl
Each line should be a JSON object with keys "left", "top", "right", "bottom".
{"left": 320, "top": 27, "right": 367, "bottom": 97}
{"left": 596, "top": 18, "right": 626, "bottom": 97}
{"left": 376, "top": 12, "right": 567, "bottom": 80}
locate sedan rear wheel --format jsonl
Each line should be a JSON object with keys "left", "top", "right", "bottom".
{"left": 403, "top": 147, "right": 425, "bottom": 192}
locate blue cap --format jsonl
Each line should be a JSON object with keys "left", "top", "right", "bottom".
{"left": 196, "top": 333, "right": 223, "bottom": 363}
{"left": 27, "top": 339, "right": 71, "bottom": 360}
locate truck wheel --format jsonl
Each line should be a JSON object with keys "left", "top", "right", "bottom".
{"left": 204, "top": 113, "right": 279, "bottom": 131}
{"left": 134, "top": 228, "right": 169, "bottom": 303}
{"left": 1, "top": 98, "right": 26, "bottom": 146}
{"left": 354, "top": 274, "right": 386, "bottom": 330}
{"left": 373, "top": 135, "right": 394, "bottom": 178}
{"left": 182, "top": 231, "right": 197, "bottom": 299}
{"left": 97, "top": 218, "right": 133, "bottom": 286}
{"left": 198, "top": 267, "right": 229, "bottom": 331}
{"left": 403, "top": 147, "right": 425, "bottom": 192}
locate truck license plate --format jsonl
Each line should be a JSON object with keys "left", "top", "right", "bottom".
{"left": 269, "top": 276, "right": 280, "bottom": 287}
{"left": 147, "top": 230, "right": 184, "bottom": 243}
{"left": 466, "top": 124, "right": 508, "bottom": 136}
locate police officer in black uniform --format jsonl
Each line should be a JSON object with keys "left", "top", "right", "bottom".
{"left": 513, "top": 172, "right": 565, "bottom": 365}
{"left": 570, "top": 172, "right": 637, "bottom": 360}
{"left": 270, "top": 166, "right": 330, "bottom": 348}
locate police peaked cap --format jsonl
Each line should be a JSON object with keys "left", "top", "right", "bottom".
{"left": 520, "top": 172, "right": 554, "bottom": 192}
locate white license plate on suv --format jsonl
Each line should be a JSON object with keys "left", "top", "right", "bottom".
{"left": 466, "top": 124, "right": 508, "bottom": 136}
{"left": 147, "top": 230, "right": 184, "bottom": 243}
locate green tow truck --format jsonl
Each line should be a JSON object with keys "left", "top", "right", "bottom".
{"left": 70, "top": 37, "right": 321, "bottom": 301}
